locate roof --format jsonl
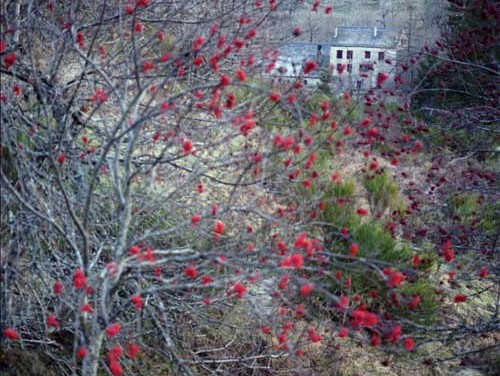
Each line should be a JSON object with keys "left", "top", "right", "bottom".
{"left": 331, "top": 26, "right": 401, "bottom": 49}
{"left": 275, "top": 42, "right": 330, "bottom": 77}
{"left": 277, "top": 42, "right": 331, "bottom": 65}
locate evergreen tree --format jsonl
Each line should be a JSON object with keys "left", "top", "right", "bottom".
{"left": 412, "top": 0, "right": 499, "bottom": 155}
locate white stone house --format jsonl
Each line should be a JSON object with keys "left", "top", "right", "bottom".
{"left": 274, "top": 26, "right": 407, "bottom": 92}
{"left": 329, "top": 26, "right": 407, "bottom": 92}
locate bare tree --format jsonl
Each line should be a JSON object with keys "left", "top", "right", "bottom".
{"left": 1, "top": 1, "right": 498, "bottom": 376}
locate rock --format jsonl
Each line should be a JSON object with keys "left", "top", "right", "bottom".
{"left": 454, "top": 368, "right": 486, "bottom": 376}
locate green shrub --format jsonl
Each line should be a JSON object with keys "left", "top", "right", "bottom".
{"left": 363, "top": 171, "right": 405, "bottom": 216}
{"left": 450, "top": 193, "right": 479, "bottom": 223}
{"left": 395, "top": 279, "right": 439, "bottom": 326}
{"left": 351, "top": 221, "right": 412, "bottom": 262}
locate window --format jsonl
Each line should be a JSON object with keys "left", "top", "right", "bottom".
{"left": 347, "top": 50, "right": 353, "bottom": 59}
{"left": 359, "top": 63, "right": 372, "bottom": 72}
{"left": 364, "top": 51, "right": 371, "bottom": 58}
{"left": 336, "top": 50, "right": 343, "bottom": 59}
{"left": 347, "top": 64, "right": 352, "bottom": 72}
{"left": 337, "top": 63, "right": 342, "bottom": 72}
{"left": 378, "top": 51, "right": 385, "bottom": 60}
{"left": 356, "top": 80, "right": 362, "bottom": 89}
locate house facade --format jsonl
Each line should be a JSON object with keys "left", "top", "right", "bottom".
{"left": 275, "top": 26, "right": 407, "bottom": 92}
{"left": 329, "top": 26, "right": 407, "bottom": 92}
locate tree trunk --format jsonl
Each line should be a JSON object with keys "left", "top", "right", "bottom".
{"left": 82, "top": 332, "right": 104, "bottom": 376}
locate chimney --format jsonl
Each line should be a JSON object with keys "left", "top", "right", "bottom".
{"left": 334, "top": 27, "right": 338, "bottom": 38}
{"left": 373, "top": 26, "right": 377, "bottom": 37}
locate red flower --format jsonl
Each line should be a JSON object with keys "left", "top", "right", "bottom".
{"left": 338, "top": 327, "right": 348, "bottom": 338}
{"left": 389, "top": 324, "right": 402, "bottom": 342}
{"left": 80, "top": 303, "right": 93, "bottom": 313}
{"left": 337, "top": 295, "right": 349, "bottom": 310}
{"left": 368, "top": 127, "right": 378, "bottom": 137}
{"left": 303, "top": 60, "right": 318, "bottom": 74}
{"left": 197, "top": 182, "right": 204, "bottom": 193}
{"left": 191, "top": 215, "right": 201, "bottom": 225}
{"left": 349, "top": 243, "right": 359, "bottom": 257}
{"left": 261, "top": 326, "right": 271, "bottom": 334}
{"left": 245, "top": 29, "right": 257, "bottom": 40}
{"left": 219, "top": 74, "right": 231, "bottom": 86}
{"left": 201, "top": 275, "right": 213, "bottom": 285}
{"left": 412, "top": 254, "right": 421, "bottom": 267}
{"left": 299, "top": 283, "right": 313, "bottom": 296}
{"left": 0, "top": 41, "right": 6, "bottom": 53}
{"left": 371, "top": 332, "right": 380, "bottom": 347}
{"left": 91, "top": 88, "right": 109, "bottom": 103}
{"left": 3, "top": 328, "right": 19, "bottom": 340}
{"left": 408, "top": 295, "right": 421, "bottom": 310}
{"left": 308, "top": 327, "right": 322, "bottom": 342}
{"left": 479, "top": 266, "right": 488, "bottom": 279}
{"left": 47, "top": 314, "right": 60, "bottom": 328}
{"left": 184, "top": 266, "right": 198, "bottom": 279}
{"left": 209, "top": 23, "right": 218, "bottom": 36}
{"left": 290, "top": 253, "right": 304, "bottom": 269}
{"left": 360, "top": 118, "right": 371, "bottom": 127}
{"left": 325, "top": 5, "right": 333, "bottom": 14}
{"left": 377, "top": 72, "right": 389, "bottom": 87}
{"left": 109, "top": 360, "right": 123, "bottom": 376}
{"left": 129, "top": 245, "right": 140, "bottom": 256}
{"left": 107, "top": 345, "right": 123, "bottom": 361}
{"left": 76, "top": 346, "right": 87, "bottom": 359}
{"left": 193, "top": 56, "right": 204, "bottom": 66}
{"left": 73, "top": 269, "right": 87, "bottom": 290}
{"left": 292, "top": 26, "right": 301, "bottom": 37}
{"left": 131, "top": 295, "right": 144, "bottom": 309}
{"left": 214, "top": 220, "right": 225, "bottom": 235}
{"left": 53, "top": 281, "right": 64, "bottom": 295}
{"left": 211, "top": 203, "right": 219, "bottom": 216}
{"left": 106, "top": 323, "right": 122, "bottom": 339}
{"left": 12, "top": 84, "right": 21, "bottom": 96}
{"left": 454, "top": 294, "right": 467, "bottom": 303}
{"left": 295, "top": 303, "right": 305, "bottom": 317}
{"left": 127, "top": 343, "right": 140, "bottom": 359}
{"left": 76, "top": 31, "right": 85, "bottom": 48}
{"left": 404, "top": 337, "right": 415, "bottom": 351}
{"left": 343, "top": 91, "right": 351, "bottom": 106}
{"left": 57, "top": 154, "right": 66, "bottom": 164}
{"left": 235, "top": 69, "right": 247, "bottom": 82}
{"left": 269, "top": 91, "right": 281, "bottom": 102}
{"left": 141, "top": 247, "right": 153, "bottom": 262}
{"left": 442, "top": 240, "right": 455, "bottom": 262}
{"left": 278, "top": 274, "right": 290, "bottom": 290}
{"left": 136, "top": 0, "right": 149, "bottom": 7}
{"left": 193, "top": 36, "right": 205, "bottom": 51}
{"left": 356, "top": 208, "right": 368, "bottom": 216}
{"left": 182, "top": 140, "right": 193, "bottom": 154}
{"left": 134, "top": 20, "right": 143, "bottom": 33}
{"left": 160, "top": 53, "right": 171, "bottom": 62}
{"left": 302, "top": 179, "right": 312, "bottom": 188}
{"left": 343, "top": 126, "right": 352, "bottom": 136}
{"left": 388, "top": 272, "right": 404, "bottom": 287}
{"left": 232, "top": 281, "right": 247, "bottom": 298}
{"left": 142, "top": 61, "right": 155, "bottom": 72}
{"left": 352, "top": 310, "right": 378, "bottom": 327}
